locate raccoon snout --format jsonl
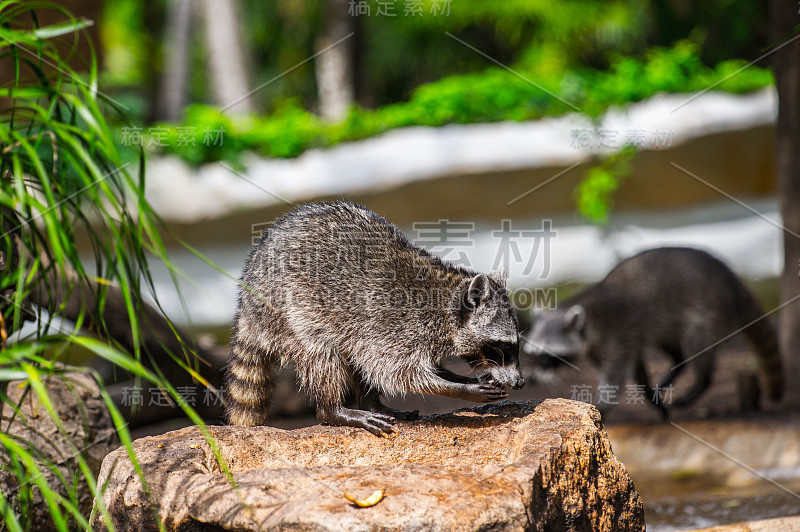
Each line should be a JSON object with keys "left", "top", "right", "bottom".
{"left": 484, "top": 367, "right": 525, "bottom": 391}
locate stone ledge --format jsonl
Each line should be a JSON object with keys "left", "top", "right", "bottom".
{"left": 94, "top": 399, "right": 644, "bottom": 531}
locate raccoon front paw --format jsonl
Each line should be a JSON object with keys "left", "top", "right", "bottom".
{"left": 463, "top": 383, "right": 508, "bottom": 403}
{"left": 480, "top": 383, "right": 509, "bottom": 402}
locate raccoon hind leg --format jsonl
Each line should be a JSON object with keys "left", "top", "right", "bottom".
{"left": 354, "top": 378, "right": 419, "bottom": 421}
{"left": 671, "top": 333, "right": 716, "bottom": 408}
{"left": 633, "top": 355, "right": 669, "bottom": 420}
{"left": 299, "top": 344, "right": 397, "bottom": 436}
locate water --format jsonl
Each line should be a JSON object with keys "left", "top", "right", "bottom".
{"left": 640, "top": 475, "right": 800, "bottom": 530}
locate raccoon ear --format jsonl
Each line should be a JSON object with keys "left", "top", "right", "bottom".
{"left": 466, "top": 274, "right": 491, "bottom": 309}
{"left": 563, "top": 305, "right": 586, "bottom": 333}
{"left": 489, "top": 267, "right": 507, "bottom": 287}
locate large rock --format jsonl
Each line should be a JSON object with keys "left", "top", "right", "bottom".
{"left": 94, "top": 399, "right": 644, "bottom": 531}
{"left": 1, "top": 372, "right": 119, "bottom": 530}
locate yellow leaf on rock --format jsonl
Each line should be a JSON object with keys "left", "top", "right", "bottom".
{"left": 343, "top": 489, "right": 384, "bottom": 507}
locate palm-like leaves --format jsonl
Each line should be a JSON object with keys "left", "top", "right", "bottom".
{"left": 0, "top": 3, "right": 222, "bottom": 529}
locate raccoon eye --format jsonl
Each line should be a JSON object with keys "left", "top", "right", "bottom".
{"left": 485, "top": 341, "right": 518, "bottom": 363}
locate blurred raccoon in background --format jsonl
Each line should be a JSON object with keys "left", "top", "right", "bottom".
{"left": 523, "top": 247, "right": 783, "bottom": 419}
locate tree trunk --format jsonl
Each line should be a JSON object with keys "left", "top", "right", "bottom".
{"left": 314, "top": 0, "right": 355, "bottom": 122}
{"left": 199, "top": 0, "right": 255, "bottom": 113}
{"left": 155, "top": 0, "right": 193, "bottom": 121}
{"left": 770, "top": 0, "right": 800, "bottom": 406}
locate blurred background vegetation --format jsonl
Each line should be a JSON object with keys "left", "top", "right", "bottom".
{"left": 95, "top": 0, "right": 774, "bottom": 163}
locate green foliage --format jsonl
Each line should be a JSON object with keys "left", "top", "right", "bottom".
{"left": 155, "top": 40, "right": 773, "bottom": 164}
{"left": 357, "top": 0, "right": 650, "bottom": 104}
{"left": 99, "top": 0, "right": 148, "bottom": 87}
{"left": 101, "top": 0, "right": 768, "bottom": 122}
{"left": 0, "top": 3, "right": 229, "bottom": 528}
{"left": 575, "top": 146, "right": 636, "bottom": 224}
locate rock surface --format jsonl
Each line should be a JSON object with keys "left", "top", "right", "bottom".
{"left": 0, "top": 372, "right": 119, "bottom": 530}
{"left": 95, "top": 399, "right": 644, "bottom": 531}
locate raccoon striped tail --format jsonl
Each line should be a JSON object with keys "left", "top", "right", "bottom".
{"left": 224, "top": 339, "right": 278, "bottom": 426}
{"left": 740, "top": 290, "right": 784, "bottom": 402}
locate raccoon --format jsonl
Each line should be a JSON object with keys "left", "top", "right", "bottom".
{"left": 225, "top": 201, "right": 524, "bottom": 435}
{"left": 524, "top": 247, "right": 783, "bottom": 418}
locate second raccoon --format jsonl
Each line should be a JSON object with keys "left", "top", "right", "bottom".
{"left": 524, "top": 247, "right": 783, "bottom": 418}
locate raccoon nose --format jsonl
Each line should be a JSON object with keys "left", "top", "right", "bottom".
{"left": 511, "top": 375, "right": 525, "bottom": 390}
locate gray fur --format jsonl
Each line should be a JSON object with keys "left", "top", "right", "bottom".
{"left": 524, "top": 247, "right": 784, "bottom": 418}
{"left": 226, "top": 201, "right": 523, "bottom": 435}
